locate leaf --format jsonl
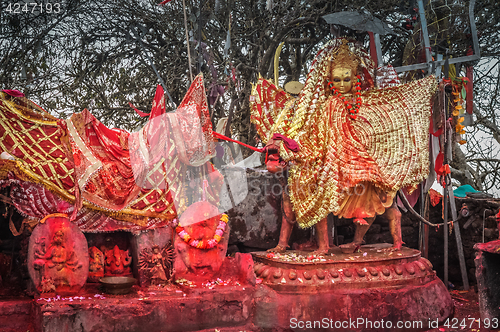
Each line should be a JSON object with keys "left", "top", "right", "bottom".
{"left": 462, "top": 86, "right": 467, "bottom": 99}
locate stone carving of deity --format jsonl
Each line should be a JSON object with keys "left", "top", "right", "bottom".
{"left": 28, "top": 216, "right": 88, "bottom": 294}
{"left": 104, "top": 245, "right": 132, "bottom": 276}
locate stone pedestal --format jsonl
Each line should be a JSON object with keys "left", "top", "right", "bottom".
{"left": 252, "top": 244, "right": 453, "bottom": 331}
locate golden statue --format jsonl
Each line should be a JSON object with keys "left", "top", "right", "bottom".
{"left": 250, "top": 38, "right": 436, "bottom": 254}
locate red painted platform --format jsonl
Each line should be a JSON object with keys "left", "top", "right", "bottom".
{"left": 0, "top": 245, "right": 453, "bottom": 331}
{"left": 33, "top": 283, "right": 255, "bottom": 332}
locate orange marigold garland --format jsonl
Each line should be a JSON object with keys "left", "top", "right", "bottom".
{"left": 451, "top": 77, "right": 468, "bottom": 144}
{"left": 175, "top": 214, "right": 229, "bottom": 249}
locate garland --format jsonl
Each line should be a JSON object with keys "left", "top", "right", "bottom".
{"left": 327, "top": 75, "right": 362, "bottom": 120}
{"left": 175, "top": 214, "right": 229, "bottom": 249}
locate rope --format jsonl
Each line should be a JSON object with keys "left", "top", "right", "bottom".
{"left": 213, "top": 132, "right": 265, "bottom": 152}
{"left": 397, "top": 190, "right": 444, "bottom": 227}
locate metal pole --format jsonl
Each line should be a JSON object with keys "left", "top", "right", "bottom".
{"left": 424, "top": 200, "right": 429, "bottom": 259}
{"left": 469, "top": 0, "right": 480, "bottom": 58}
{"left": 419, "top": 183, "right": 425, "bottom": 253}
{"left": 182, "top": 0, "right": 194, "bottom": 83}
{"left": 442, "top": 87, "right": 449, "bottom": 289}
{"left": 197, "top": 0, "right": 203, "bottom": 75}
{"left": 374, "top": 33, "right": 383, "bottom": 67}
{"left": 442, "top": 64, "right": 469, "bottom": 290}
{"left": 417, "top": 0, "right": 432, "bottom": 68}
{"left": 449, "top": 184, "right": 470, "bottom": 290}
{"left": 443, "top": 174, "right": 449, "bottom": 288}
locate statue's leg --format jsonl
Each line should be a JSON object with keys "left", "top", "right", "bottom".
{"left": 353, "top": 217, "right": 375, "bottom": 245}
{"left": 312, "top": 217, "right": 330, "bottom": 255}
{"left": 384, "top": 201, "right": 403, "bottom": 250}
{"left": 267, "top": 190, "right": 295, "bottom": 253}
{"left": 339, "top": 217, "right": 375, "bottom": 253}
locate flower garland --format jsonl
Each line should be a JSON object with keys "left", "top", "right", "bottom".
{"left": 452, "top": 77, "right": 468, "bottom": 145}
{"left": 327, "top": 75, "right": 362, "bottom": 120}
{"left": 175, "top": 214, "right": 229, "bottom": 249}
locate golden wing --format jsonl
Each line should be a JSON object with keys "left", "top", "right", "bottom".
{"left": 353, "top": 75, "right": 438, "bottom": 189}
{"left": 249, "top": 77, "right": 296, "bottom": 144}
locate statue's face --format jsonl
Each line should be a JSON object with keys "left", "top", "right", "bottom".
{"left": 331, "top": 67, "right": 354, "bottom": 94}
{"left": 53, "top": 231, "right": 64, "bottom": 244}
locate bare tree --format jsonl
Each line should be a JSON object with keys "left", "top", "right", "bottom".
{"left": 1, "top": 0, "right": 498, "bottom": 194}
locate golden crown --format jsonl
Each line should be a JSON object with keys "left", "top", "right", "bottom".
{"left": 331, "top": 39, "right": 360, "bottom": 73}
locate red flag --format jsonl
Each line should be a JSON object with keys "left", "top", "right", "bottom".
{"left": 149, "top": 84, "right": 166, "bottom": 119}
{"left": 129, "top": 85, "right": 165, "bottom": 118}
{"left": 158, "top": 0, "right": 173, "bottom": 5}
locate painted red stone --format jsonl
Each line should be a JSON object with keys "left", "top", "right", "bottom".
{"left": 27, "top": 216, "right": 89, "bottom": 295}
{"left": 252, "top": 245, "right": 453, "bottom": 330}
{"left": 104, "top": 245, "right": 132, "bottom": 276}
{"left": 474, "top": 239, "right": 500, "bottom": 321}
{"left": 131, "top": 227, "right": 173, "bottom": 287}
{"left": 88, "top": 246, "right": 104, "bottom": 282}
{"left": 174, "top": 201, "right": 229, "bottom": 282}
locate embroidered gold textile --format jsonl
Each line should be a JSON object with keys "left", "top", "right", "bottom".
{"left": 250, "top": 39, "right": 437, "bottom": 228}
{"left": 0, "top": 75, "right": 221, "bottom": 231}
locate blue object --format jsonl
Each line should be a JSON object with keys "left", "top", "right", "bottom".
{"left": 453, "top": 184, "right": 480, "bottom": 198}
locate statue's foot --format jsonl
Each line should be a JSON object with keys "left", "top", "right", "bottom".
{"left": 354, "top": 218, "right": 369, "bottom": 225}
{"left": 339, "top": 242, "right": 361, "bottom": 254}
{"left": 310, "top": 248, "right": 329, "bottom": 256}
{"left": 267, "top": 244, "right": 287, "bottom": 254}
{"left": 310, "top": 244, "right": 338, "bottom": 256}
{"left": 382, "top": 242, "right": 404, "bottom": 252}
{"left": 381, "top": 242, "right": 404, "bottom": 252}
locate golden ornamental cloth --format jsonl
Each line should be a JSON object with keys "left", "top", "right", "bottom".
{"left": 250, "top": 75, "right": 437, "bottom": 228}
{"left": 0, "top": 74, "right": 221, "bottom": 231}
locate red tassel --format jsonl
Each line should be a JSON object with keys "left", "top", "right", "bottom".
{"left": 128, "top": 102, "right": 151, "bottom": 117}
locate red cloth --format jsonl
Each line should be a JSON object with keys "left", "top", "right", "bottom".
{"left": 396, "top": 185, "right": 420, "bottom": 209}
{"left": 129, "top": 102, "right": 150, "bottom": 117}
{"left": 435, "top": 152, "right": 444, "bottom": 175}
{"left": 0, "top": 178, "right": 169, "bottom": 232}
{"left": 271, "top": 133, "right": 299, "bottom": 152}
{"left": 129, "top": 84, "right": 165, "bottom": 117}
{"left": 429, "top": 188, "right": 443, "bottom": 206}
{"left": 71, "top": 109, "right": 140, "bottom": 210}
{"left": 2, "top": 90, "right": 24, "bottom": 97}
{"left": 0, "top": 75, "right": 221, "bottom": 231}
